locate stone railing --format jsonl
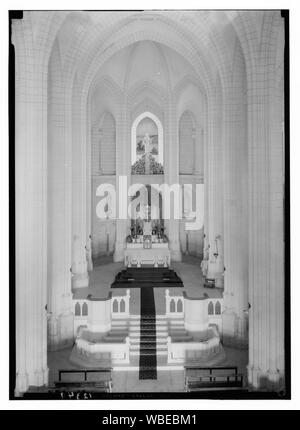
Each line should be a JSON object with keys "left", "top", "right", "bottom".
{"left": 73, "top": 290, "right": 131, "bottom": 334}
{"left": 76, "top": 336, "right": 130, "bottom": 364}
{"left": 166, "top": 326, "right": 222, "bottom": 364}
{"left": 73, "top": 299, "right": 89, "bottom": 335}
{"left": 164, "top": 291, "right": 223, "bottom": 335}
{"left": 165, "top": 289, "right": 184, "bottom": 318}
{"left": 111, "top": 289, "right": 130, "bottom": 319}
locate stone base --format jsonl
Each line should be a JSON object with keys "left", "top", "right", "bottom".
{"left": 87, "top": 256, "right": 93, "bottom": 272}
{"left": 222, "top": 310, "right": 248, "bottom": 349}
{"left": 215, "top": 276, "right": 224, "bottom": 288}
{"left": 247, "top": 366, "right": 285, "bottom": 393}
{"left": 113, "top": 246, "right": 125, "bottom": 263}
{"left": 15, "top": 372, "right": 29, "bottom": 397}
{"left": 72, "top": 271, "right": 89, "bottom": 289}
{"left": 15, "top": 367, "right": 48, "bottom": 396}
{"left": 48, "top": 313, "right": 74, "bottom": 351}
{"left": 170, "top": 247, "right": 182, "bottom": 262}
{"left": 33, "top": 367, "right": 49, "bottom": 387}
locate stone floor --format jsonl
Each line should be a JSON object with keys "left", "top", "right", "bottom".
{"left": 47, "top": 256, "right": 248, "bottom": 393}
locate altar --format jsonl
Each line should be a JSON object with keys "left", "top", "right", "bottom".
{"left": 124, "top": 241, "right": 170, "bottom": 267}
{"left": 125, "top": 167, "right": 170, "bottom": 267}
{"left": 125, "top": 221, "right": 170, "bottom": 267}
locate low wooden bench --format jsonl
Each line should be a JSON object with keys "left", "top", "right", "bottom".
{"left": 55, "top": 369, "right": 113, "bottom": 393}
{"left": 184, "top": 366, "right": 243, "bottom": 392}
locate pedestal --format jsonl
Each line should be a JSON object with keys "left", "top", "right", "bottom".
{"left": 48, "top": 313, "right": 74, "bottom": 351}
{"left": 72, "top": 260, "right": 89, "bottom": 289}
{"left": 15, "top": 372, "right": 29, "bottom": 397}
{"left": 113, "top": 243, "right": 125, "bottom": 262}
{"left": 222, "top": 309, "right": 248, "bottom": 349}
{"left": 170, "top": 240, "right": 182, "bottom": 262}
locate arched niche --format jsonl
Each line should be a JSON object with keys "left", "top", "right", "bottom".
{"left": 82, "top": 302, "right": 88, "bottom": 316}
{"left": 131, "top": 112, "right": 163, "bottom": 166}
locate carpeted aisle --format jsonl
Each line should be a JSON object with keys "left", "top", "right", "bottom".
{"left": 139, "top": 287, "right": 157, "bottom": 380}
{"left": 111, "top": 267, "right": 184, "bottom": 288}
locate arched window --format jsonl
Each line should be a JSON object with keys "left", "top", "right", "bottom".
{"left": 170, "top": 299, "right": 176, "bottom": 313}
{"left": 215, "top": 301, "right": 221, "bottom": 315}
{"left": 82, "top": 302, "right": 88, "bottom": 316}
{"left": 131, "top": 112, "right": 164, "bottom": 170}
{"left": 75, "top": 302, "right": 81, "bottom": 316}
{"left": 208, "top": 301, "right": 214, "bottom": 315}
{"left": 112, "top": 299, "right": 119, "bottom": 313}
{"left": 120, "top": 299, "right": 126, "bottom": 313}
{"left": 177, "top": 299, "right": 183, "bottom": 313}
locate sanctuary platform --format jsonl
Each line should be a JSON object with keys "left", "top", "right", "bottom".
{"left": 67, "top": 257, "right": 226, "bottom": 389}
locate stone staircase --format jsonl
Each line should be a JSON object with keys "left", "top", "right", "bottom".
{"left": 111, "top": 315, "right": 186, "bottom": 369}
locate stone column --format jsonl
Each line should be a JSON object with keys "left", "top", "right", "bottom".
{"left": 201, "top": 109, "right": 210, "bottom": 274}
{"left": 245, "top": 12, "right": 285, "bottom": 391}
{"left": 221, "top": 74, "right": 248, "bottom": 348}
{"left": 98, "top": 128, "right": 103, "bottom": 174}
{"left": 194, "top": 127, "right": 204, "bottom": 176}
{"left": 164, "top": 97, "right": 181, "bottom": 261}
{"left": 114, "top": 100, "right": 130, "bottom": 262}
{"left": 206, "top": 83, "right": 224, "bottom": 284}
{"left": 71, "top": 78, "right": 89, "bottom": 288}
{"left": 86, "top": 99, "right": 93, "bottom": 272}
{"left": 47, "top": 41, "right": 74, "bottom": 350}
{"left": 13, "top": 16, "right": 49, "bottom": 394}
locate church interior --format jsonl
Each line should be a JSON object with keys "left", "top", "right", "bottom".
{"left": 13, "top": 10, "right": 286, "bottom": 396}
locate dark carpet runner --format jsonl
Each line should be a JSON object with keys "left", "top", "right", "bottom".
{"left": 111, "top": 267, "right": 184, "bottom": 288}
{"left": 139, "top": 287, "right": 157, "bottom": 380}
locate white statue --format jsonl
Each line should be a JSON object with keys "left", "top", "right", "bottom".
{"left": 143, "top": 221, "right": 152, "bottom": 236}
{"left": 143, "top": 133, "right": 152, "bottom": 154}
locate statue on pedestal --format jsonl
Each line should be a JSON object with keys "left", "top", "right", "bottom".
{"left": 143, "top": 133, "right": 152, "bottom": 175}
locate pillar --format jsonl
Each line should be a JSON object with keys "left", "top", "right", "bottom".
{"left": 206, "top": 82, "right": 224, "bottom": 284}
{"left": 47, "top": 41, "right": 74, "bottom": 351}
{"left": 201, "top": 110, "right": 210, "bottom": 274}
{"left": 194, "top": 127, "right": 204, "bottom": 176}
{"left": 222, "top": 47, "right": 248, "bottom": 348}
{"left": 165, "top": 96, "right": 181, "bottom": 261}
{"left": 86, "top": 96, "right": 93, "bottom": 272}
{"left": 71, "top": 78, "right": 89, "bottom": 288}
{"left": 244, "top": 11, "right": 285, "bottom": 392}
{"left": 114, "top": 100, "right": 130, "bottom": 262}
{"left": 13, "top": 15, "right": 49, "bottom": 395}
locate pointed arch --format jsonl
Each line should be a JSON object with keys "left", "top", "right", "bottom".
{"left": 75, "top": 302, "right": 81, "bottom": 316}
{"left": 208, "top": 301, "right": 214, "bottom": 315}
{"left": 82, "top": 302, "right": 88, "bottom": 316}
{"left": 131, "top": 111, "right": 163, "bottom": 165}
{"left": 215, "top": 301, "right": 221, "bottom": 315}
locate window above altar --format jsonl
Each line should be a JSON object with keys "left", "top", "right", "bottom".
{"left": 131, "top": 112, "right": 164, "bottom": 175}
